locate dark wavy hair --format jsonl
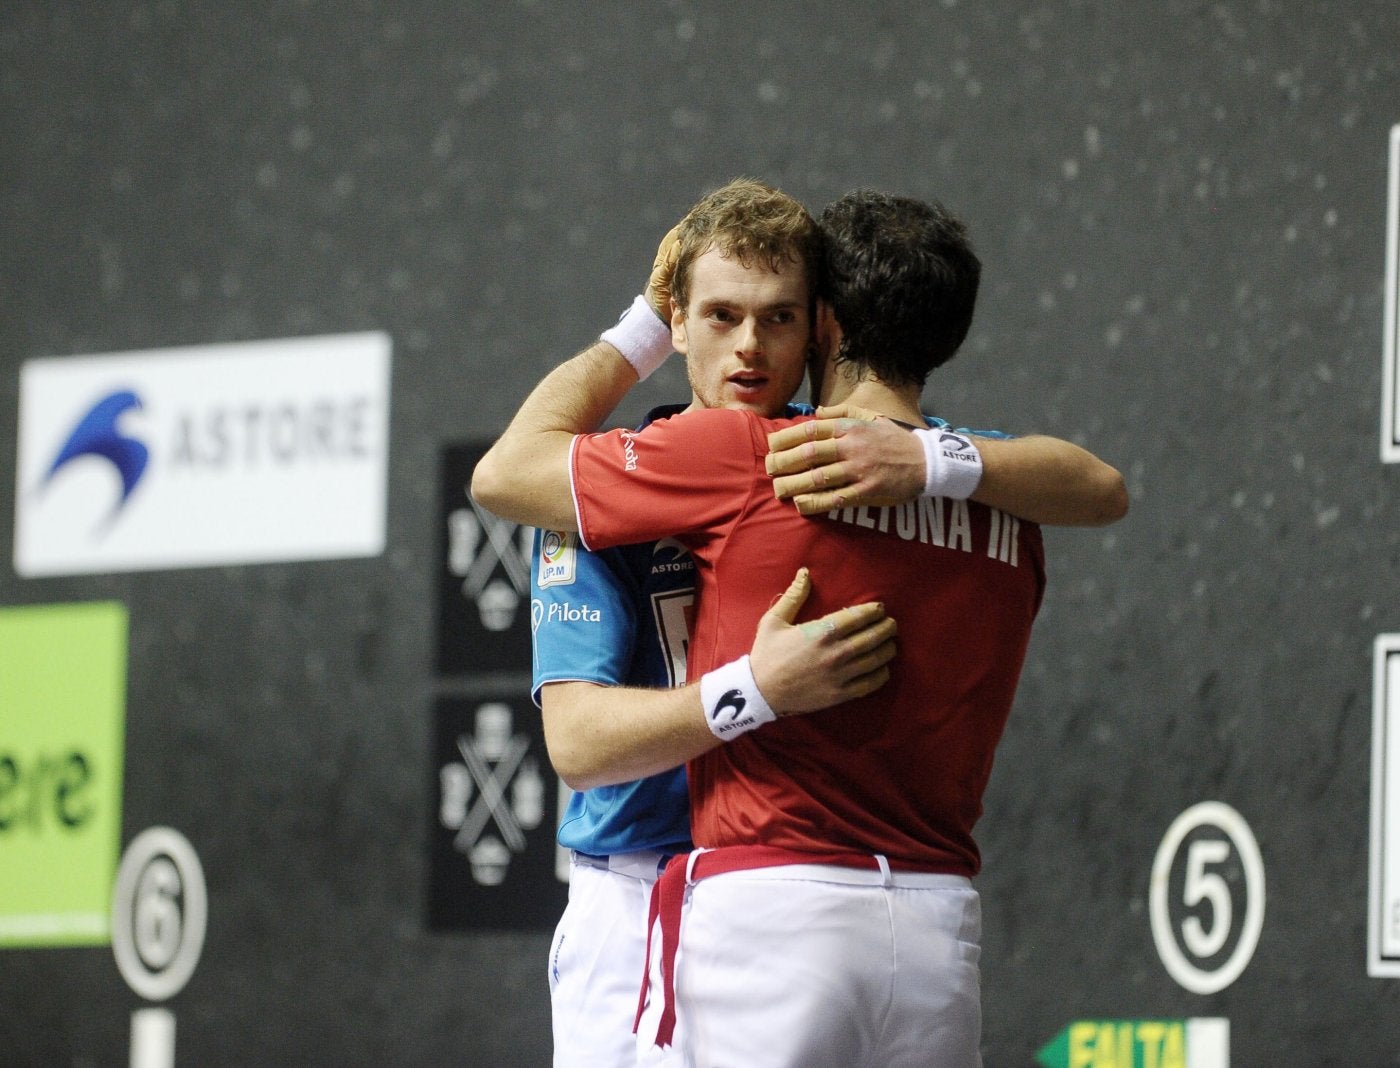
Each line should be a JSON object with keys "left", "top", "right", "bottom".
{"left": 818, "top": 190, "right": 981, "bottom": 388}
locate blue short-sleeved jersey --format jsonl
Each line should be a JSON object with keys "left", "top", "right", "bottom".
{"left": 530, "top": 404, "right": 696, "bottom": 857}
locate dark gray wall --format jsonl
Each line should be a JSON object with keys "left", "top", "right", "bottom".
{"left": 3, "top": 2, "right": 1399, "bottom": 1064}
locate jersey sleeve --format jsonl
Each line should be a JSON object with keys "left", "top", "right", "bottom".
{"left": 529, "top": 528, "right": 637, "bottom": 706}
{"left": 570, "top": 408, "right": 766, "bottom": 551}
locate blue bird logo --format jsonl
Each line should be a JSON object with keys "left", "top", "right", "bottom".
{"left": 42, "top": 390, "right": 150, "bottom": 527}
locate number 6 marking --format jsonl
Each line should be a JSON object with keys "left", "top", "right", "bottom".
{"left": 112, "top": 827, "right": 207, "bottom": 1002}
{"left": 1150, "top": 801, "right": 1265, "bottom": 995}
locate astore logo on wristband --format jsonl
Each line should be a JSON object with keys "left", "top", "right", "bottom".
{"left": 709, "top": 689, "right": 748, "bottom": 731}
{"left": 700, "top": 656, "right": 776, "bottom": 740}
{"left": 940, "top": 431, "right": 977, "bottom": 461}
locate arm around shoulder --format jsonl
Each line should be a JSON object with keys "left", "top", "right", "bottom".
{"left": 470, "top": 430, "right": 578, "bottom": 532}
{"left": 764, "top": 412, "right": 1128, "bottom": 526}
{"left": 470, "top": 340, "right": 643, "bottom": 531}
{"left": 973, "top": 434, "right": 1128, "bottom": 527}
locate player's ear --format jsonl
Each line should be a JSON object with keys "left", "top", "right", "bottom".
{"left": 671, "top": 305, "right": 688, "bottom": 355}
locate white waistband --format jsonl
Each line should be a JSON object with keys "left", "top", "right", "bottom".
{"left": 700, "top": 862, "right": 973, "bottom": 890}
{"left": 571, "top": 849, "right": 669, "bottom": 882}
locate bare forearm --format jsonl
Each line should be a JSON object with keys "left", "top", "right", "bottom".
{"left": 767, "top": 413, "right": 1129, "bottom": 527}
{"left": 973, "top": 435, "right": 1128, "bottom": 526}
{"left": 470, "top": 341, "right": 638, "bottom": 529}
{"left": 542, "top": 680, "right": 717, "bottom": 791}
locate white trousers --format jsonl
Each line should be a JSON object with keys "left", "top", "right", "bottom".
{"left": 636, "top": 864, "right": 983, "bottom": 1068}
{"left": 549, "top": 853, "right": 663, "bottom": 1067}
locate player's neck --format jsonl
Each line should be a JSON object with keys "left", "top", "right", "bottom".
{"left": 821, "top": 366, "right": 923, "bottom": 424}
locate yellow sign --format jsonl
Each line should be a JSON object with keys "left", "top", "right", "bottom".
{"left": 0, "top": 602, "right": 127, "bottom": 946}
{"left": 1036, "top": 1018, "right": 1229, "bottom": 1068}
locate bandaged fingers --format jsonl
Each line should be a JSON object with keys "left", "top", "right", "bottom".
{"left": 771, "top": 460, "right": 849, "bottom": 502}
{"left": 790, "top": 487, "right": 904, "bottom": 516}
{"left": 749, "top": 576, "right": 898, "bottom": 716}
{"left": 765, "top": 420, "right": 860, "bottom": 476}
{"left": 814, "top": 403, "right": 882, "bottom": 423}
{"left": 822, "top": 614, "right": 899, "bottom": 678}
{"left": 798, "top": 608, "right": 898, "bottom": 705}
{"left": 835, "top": 612, "right": 899, "bottom": 658}
{"left": 800, "top": 600, "right": 886, "bottom": 642}
{"left": 842, "top": 663, "right": 893, "bottom": 700}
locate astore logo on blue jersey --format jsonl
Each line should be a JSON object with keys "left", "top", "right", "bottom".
{"left": 41, "top": 390, "right": 149, "bottom": 530}
{"left": 650, "top": 537, "right": 693, "bottom": 576}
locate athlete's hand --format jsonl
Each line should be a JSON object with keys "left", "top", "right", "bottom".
{"left": 765, "top": 405, "right": 926, "bottom": 515}
{"left": 646, "top": 221, "right": 684, "bottom": 323}
{"left": 749, "top": 568, "right": 897, "bottom": 715}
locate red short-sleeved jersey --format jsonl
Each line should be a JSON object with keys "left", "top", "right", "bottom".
{"left": 571, "top": 407, "right": 1046, "bottom": 875}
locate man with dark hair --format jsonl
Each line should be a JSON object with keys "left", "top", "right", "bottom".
{"left": 475, "top": 183, "right": 1124, "bottom": 1065}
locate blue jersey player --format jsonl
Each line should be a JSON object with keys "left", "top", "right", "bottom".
{"left": 532, "top": 430, "right": 693, "bottom": 1061}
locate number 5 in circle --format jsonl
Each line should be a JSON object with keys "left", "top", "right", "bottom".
{"left": 1150, "top": 801, "right": 1265, "bottom": 995}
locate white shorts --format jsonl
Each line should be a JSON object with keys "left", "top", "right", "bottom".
{"left": 635, "top": 861, "right": 982, "bottom": 1068}
{"left": 549, "top": 851, "right": 668, "bottom": 1067}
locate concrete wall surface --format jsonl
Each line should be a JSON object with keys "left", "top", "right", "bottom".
{"left": 3, "top": 2, "right": 1399, "bottom": 1064}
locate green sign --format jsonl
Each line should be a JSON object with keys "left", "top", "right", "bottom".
{"left": 1036, "top": 1018, "right": 1229, "bottom": 1068}
{"left": 0, "top": 602, "right": 128, "bottom": 947}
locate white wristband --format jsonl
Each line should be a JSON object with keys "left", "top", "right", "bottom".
{"left": 599, "top": 294, "right": 673, "bottom": 381}
{"left": 914, "top": 427, "right": 983, "bottom": 499}
{"left": 700, "top": 655, "right": 777, "bottom": 741}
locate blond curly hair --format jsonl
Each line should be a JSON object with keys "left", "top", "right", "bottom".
{"left": 668, "top": 178, "right": 821, "bottom": 312}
